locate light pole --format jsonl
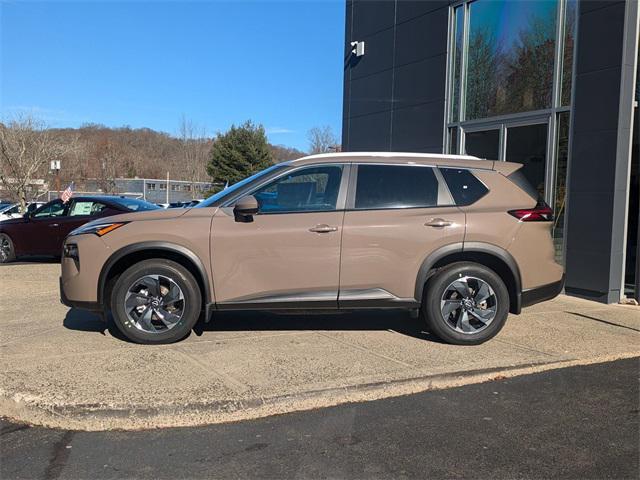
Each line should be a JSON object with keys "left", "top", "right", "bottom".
{"left": 50, "top": 160, "right": 61, "bottom": 199}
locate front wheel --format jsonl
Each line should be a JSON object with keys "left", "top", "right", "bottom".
{"left": 110, "top": 259, "right": 202, "bottom": 344}
{"left": 422, "top": 262, "right": 509, "bottom": 345}
{"left": 0, "top": 234, "right": 16, "bottom": 263}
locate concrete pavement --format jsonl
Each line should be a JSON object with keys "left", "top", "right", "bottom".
{"left": 0, "top": 262, "right": 638, "bottom": 430}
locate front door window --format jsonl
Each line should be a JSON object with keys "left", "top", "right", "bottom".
{"left": 252, "top": 165, "right": 343, "bottom": 213}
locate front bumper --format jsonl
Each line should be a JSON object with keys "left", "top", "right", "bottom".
{"left": 60, "top": 276, "right": 102, "bottom": 311}
{"left": 521, "top": 274, "right": 565, "bottom": 309}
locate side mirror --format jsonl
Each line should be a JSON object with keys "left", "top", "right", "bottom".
{"left": 233, "top": 195, "right": 259, "bottom": 223}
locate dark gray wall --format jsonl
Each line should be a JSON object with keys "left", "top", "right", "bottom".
{"left": 564, "top": 0, "right": 635, "bottom": 302}
{"left": 342, "top": 0, "right": 449, "bottom": 153}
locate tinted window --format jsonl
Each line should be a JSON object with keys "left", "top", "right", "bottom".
{"left": 355, "top": 165, "right": 439, "bottom": 209}
{"left": 33, "top": 201, "right": 67, "bottom": 218}
{"left": 440, "top": 168, "right": 489, "bottom": 206}
{"left": 110, "top": 197, "right": 160, "bottom": 211}
{"left": 252, "top": 165, "right": 343, "bottom": 213}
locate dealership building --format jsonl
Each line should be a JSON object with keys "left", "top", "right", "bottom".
{"left": 341, "top": 0, "right": 639, "bottom": 303}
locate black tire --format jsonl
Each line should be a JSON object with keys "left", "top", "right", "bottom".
{"left": 110, "top": 259, "right": 202, "bottom": 344}
{"left": 421, "top": 262, "right": 509, "bottom": 345}
{"left": 0, "top": 233, "right": 16, "bottom": 263}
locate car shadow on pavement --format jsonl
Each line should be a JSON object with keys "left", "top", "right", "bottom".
{"left": 195, "top": 310, "right": 443, "bottom": 342}
{"left": 63, "top": 308, "right": 444, "bottom": 344}
{"left": 63, "top": 308, "right": 129, "bottom": 341}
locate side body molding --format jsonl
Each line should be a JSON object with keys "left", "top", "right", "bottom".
{"left": 414, "top": 241, "right": 522, "bottom": 312}
{"left": 97, "top": 241, "right": 212, "bottom": 306}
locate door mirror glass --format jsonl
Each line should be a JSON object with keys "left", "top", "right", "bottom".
{"left": 233, "top": 195, "right": 259, "bottom": 222}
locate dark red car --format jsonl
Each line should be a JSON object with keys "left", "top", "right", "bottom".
{"left": 0, "top": 196, "right": 159, "bottom": 263}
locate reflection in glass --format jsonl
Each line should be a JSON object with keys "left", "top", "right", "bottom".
{"left": 554, "top": 112, "right": 569, "bottom": 264}
{"left": 450, "top": 6, "right": 464, "bottom": 122}
{"left": 561, "top": 0, "right": 577, "bottom": 106}
{"left": 505, "top": 123, "right": 548, "bottom": 197}
{"left": 466, "top": 0, "right": 557, "bottom": 120}
{"left": 449, "top": 127, "right": 459, "bottom": 154}
{"left": 464, "top": 129, "right": 500, "bottom": 160}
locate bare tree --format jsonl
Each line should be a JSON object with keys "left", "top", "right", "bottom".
{"left": 0, "top": 114, "right": 76, "bottom": 212}
{"left": 307, "top": 126, "right": 338, "bottom": 154}
{"left": 178, "top": 115, "right": 211, "bottom": 199}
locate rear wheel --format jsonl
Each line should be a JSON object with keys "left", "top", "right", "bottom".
{"left": 0, "top": 234, "right": 16, "bottom": 263}
{"left": 110, "top": 259, "right": 202, "bottom": 344}
{"left": 422, "top": 262, "right": 509, "bottom": 345}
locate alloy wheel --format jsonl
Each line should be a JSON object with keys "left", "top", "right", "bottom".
{"left": 440, "top": 276, "right": 497, "bottom": 334}
{"left": 124, "top": 275, "right": 185, "bottom": 333}
{"left": 0, "top": 236, "right": 12, "bottom": 262}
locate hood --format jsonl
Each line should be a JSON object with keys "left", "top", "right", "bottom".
{"left": 84, "top": 207, "right": 190, "bottom": 228}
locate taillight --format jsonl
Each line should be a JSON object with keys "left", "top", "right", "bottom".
{"left": 508, "top": 203, "right": 554, "bottom": 222}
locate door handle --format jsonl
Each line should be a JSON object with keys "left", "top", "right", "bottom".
{"left": 309, "top": 224, "right": 338, "bottom": 233}
{"left": 49, "top": 223, "right": 60, "bottom": 227}
{"left": 425, "top": 218, "right": 452, "bottom": 228}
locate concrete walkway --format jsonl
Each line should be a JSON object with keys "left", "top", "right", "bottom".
{"left": 1, "top": 263, "right": 638, "bottom": 431}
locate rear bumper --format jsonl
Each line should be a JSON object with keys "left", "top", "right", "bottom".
{"left": 521, "top": 274, "right": 565, "bottom": 309}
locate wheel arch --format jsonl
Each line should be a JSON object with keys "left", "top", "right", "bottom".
{"left": 415, "top": 242, "right": 522, "bottom": 314}
{"left": 98, "top": 242, "right": 211, "bottom": 308}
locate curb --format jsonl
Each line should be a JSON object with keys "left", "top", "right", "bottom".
{"left": 2, "top": 352, "right": 638, "bottom": 431}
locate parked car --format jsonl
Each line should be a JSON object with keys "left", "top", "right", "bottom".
{"left": 0, "top": 202, "right": 46, "bottom": 222}
{"left": 60, "top": 153, "right": 564, "bottom": 345}
{"left": 0, "top": 196, "right": 159, "bottom": 263}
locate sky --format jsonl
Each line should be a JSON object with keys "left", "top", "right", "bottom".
{"left": 0, "top": 0, "right": 346, "bottom": 151}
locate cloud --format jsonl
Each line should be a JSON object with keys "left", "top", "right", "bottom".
{"left": 266, "top": 126, "right": 295, "bottom": 135}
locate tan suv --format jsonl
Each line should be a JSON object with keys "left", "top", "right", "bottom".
{"left": 60, "top": 153, "right": 564, "bottom": 345}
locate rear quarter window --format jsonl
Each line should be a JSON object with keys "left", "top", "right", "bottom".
{"left": 439, "top": 168, "right": 489, "bottom": 206}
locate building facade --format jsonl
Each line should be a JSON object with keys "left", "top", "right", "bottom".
{"left": 342, "top": 0, "right": 639, "bottom": 303}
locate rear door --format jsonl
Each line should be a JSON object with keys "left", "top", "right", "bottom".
{"left": 339, "top": 164, "right": 466, "bottom": 306}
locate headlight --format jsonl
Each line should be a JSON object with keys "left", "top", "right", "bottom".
{"left": 68, "top": 222, "right": 127, "bottom": 237}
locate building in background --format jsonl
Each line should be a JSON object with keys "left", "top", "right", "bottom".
{"left": 342, "top": 0, "right": 639, "bottom": 303}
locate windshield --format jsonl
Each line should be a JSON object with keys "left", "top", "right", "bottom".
{"left": 196, "top": 164, "right": 286, "bottom": 208}
{"left": 111, "top": 197, "right": 161, "bottom": 211}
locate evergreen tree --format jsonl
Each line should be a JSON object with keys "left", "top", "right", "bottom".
{"left": 207, "top": 121, "right": 273, "bottom": 186}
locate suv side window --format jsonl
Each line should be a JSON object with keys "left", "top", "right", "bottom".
{"left": 33, "top": 200, "right": 67, "bottom": 218}
{"left": 354, "top": 165, "right": 444, "bottom": 209}
{"left": 252, "top": 165, "right": 343, "bottom": 213}
{"left": 439, "top": 168, "right": 489, "bottom": 206}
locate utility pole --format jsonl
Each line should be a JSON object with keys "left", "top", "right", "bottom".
{"left": 50, "top": 160, "right": 61, "bottom": 198}
{"left": 166, "top": 171, "right": 170, "bottom": 204}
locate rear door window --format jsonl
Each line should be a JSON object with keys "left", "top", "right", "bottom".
{"left": 439, "top": 168, "right": 489, "bottom": 206}
{"left": 69, "top": 200, "right": 108, "bottom": 216}
{"left": 354, "top": 165, "right": 444, "bottom": 209}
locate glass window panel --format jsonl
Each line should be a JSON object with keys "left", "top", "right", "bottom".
{"left": 253, "top": 165, "right": 343, "bottom": 213}
{"left": 449, "top": 127, "right": 459, "bottom": 154}
{"left": 355, "top": 165, "right": 439, "bottom": 209}
{"left": 505, "top": 123, "right": 548, "bottom": 197}
{"left": 466, "top": 0, "right": 557, "bottom": 120}
{"left": 561, "top": 0, "right": 577, "bottom": 106}
{"left": 553, "top": 112, "right": 570, "bottom": 265}
{"left": 464, "top": 129, "right": 500, "bottom": 160}
{"left": 450, "top": 6, "right": 464, "bottom": 122}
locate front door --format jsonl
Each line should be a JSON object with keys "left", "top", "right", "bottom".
{"left": 211, "top": 164, "right": 349, "bottom": 308}
{"left": 19, "top": 200, "right": 69, "bottom": 254}
{"left": 339, "top": 164, "right": 466, "bottom": 306}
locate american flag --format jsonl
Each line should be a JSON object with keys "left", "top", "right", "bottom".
{"left": 60, "top": 182, "right": 74, "bottom": 203}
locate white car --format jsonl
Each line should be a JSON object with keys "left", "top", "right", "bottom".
{"left": 0, "top": 202, "right": 45, "bottom": 222}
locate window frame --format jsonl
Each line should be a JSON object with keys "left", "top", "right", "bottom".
{"left": 222, "top": 163, "right": 352, "bottom": 215}
{"left": 345, "top": 163, "right": 455, "bottom": 211}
